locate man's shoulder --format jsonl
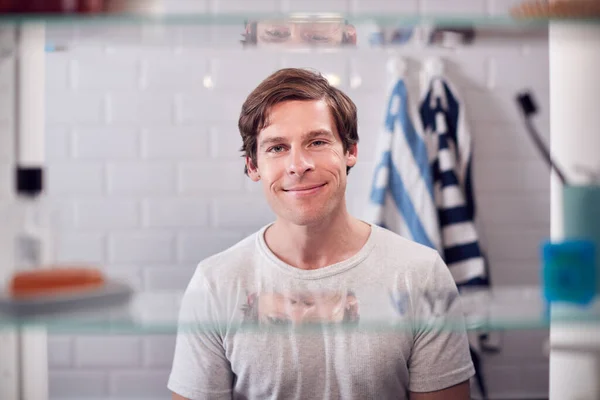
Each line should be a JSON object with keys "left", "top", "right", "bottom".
{"left": 367, "top": 225, "right": 444, "bottom": 286}
{"left": 372, "top": 224, "right": 440, "bottom": 263}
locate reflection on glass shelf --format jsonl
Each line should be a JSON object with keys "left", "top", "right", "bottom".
{"left": 0, "top": 11, "right": 597, "bottom": 26}
{"left": 0, "top": 285, "right": 598, "bottom": 334}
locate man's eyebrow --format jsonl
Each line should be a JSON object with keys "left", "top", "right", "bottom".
{"left": 304, "top": 129, "right": 335, "bottom": 140}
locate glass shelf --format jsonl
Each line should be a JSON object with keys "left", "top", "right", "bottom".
{"left": 0, "top": 285, "right": 598, "bottom": 334}
{"left": 0, "top": 12, "right": 596, "bottom": 27}
{"left": 0, "top": 12, "right": 557, "bottom": 52}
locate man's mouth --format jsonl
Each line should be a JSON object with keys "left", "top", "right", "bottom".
{"left": 283, "top": 183, "right": 327, "bottom": 192}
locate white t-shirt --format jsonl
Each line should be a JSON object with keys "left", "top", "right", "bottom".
{"left": 168, "top": 223, "right": 475, "bottom": 399}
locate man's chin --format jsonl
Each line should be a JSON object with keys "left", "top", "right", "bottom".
{"left": 282, "top": 211, "right": 327, "bottom": 227}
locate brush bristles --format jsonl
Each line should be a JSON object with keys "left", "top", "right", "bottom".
{"left": 511, "top": 0, "right": 600, "bottom": 17}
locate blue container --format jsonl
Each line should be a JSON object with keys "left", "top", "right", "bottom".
{"left": 542, "top": 185, "right": 600, "bottom": 305}
{"left": 564, "top": 185, "right": 600, "bottom": 294}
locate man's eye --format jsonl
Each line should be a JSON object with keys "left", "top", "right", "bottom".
{"left": 302, "top": 32, "right": 332, "bottom": 43}
{"left": 311, "top": 140, "right": 326, "bottom": 147}
{"left": 260, "top": 27, "right": 291, "bottom": 43}
{"left": 268, "top": 145, "right": 285, "bottom": 153}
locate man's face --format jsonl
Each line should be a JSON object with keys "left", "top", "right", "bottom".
{"left": 256, "top": 291, "right": 358, "bottom": 325}
{"left": 251, "top": 19, "right": 356, "bottom": 47}
{"left": 246, "top": 100, "right": 357, "bottom": 226}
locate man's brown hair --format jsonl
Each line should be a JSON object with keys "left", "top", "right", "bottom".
{"left": 238, "top": 68, "right": 359, "bottom": 175}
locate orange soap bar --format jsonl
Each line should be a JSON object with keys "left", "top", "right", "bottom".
{"left": 9, "top": 267, "right": 105, "bottom": 298}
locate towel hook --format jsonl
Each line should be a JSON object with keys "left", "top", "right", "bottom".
{"left": 425, "top": 56, "right": 444, "bottom": 78}
{"left": 386, "top": 56, "right": 407, "bottom": 79}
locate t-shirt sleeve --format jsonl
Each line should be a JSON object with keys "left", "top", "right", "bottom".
{"left": 167, "top": 272, "right": 233, "bottom": 400}
{"left": 407, "top": 253, "right": 476, "bottom": 393}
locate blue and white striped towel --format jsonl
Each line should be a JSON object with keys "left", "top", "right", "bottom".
{"left": 365, "top": 76, "right": 442, "bottom": 255}
{"left": 419, "top": 74, "right": 487, "bottom": 286}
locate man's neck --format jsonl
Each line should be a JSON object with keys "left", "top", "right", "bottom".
{"left": 264, "top": 207, "right": 371, "bottom": 271}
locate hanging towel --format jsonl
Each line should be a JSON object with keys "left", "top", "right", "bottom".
{"left": 365, "top": 59, "right": 442, "bottom": 254}
{"left": 418, "top": 59, "right": 487, "bottom": 286}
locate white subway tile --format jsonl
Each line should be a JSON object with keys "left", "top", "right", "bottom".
{"left": 177, "top": 230, "right": 246, "bottom": 262}
{"left": 0, "top": 122, "right": 13, "bottom": 163}
{"left": 54, "top": 232, "right": 106, "bottom": 265}
{"left": 178, "top": 162, "right": 245, "bottom": 193}
{"left": 142, "top": 127, "right": 210, "bottom": 159}
{"left": 49, "top": 371, "right": 108, "bottom": 398}
{"left": 349, "top": 55, "right": 388, "bottom": 92}
{"left": 46, "top": 162, "right": 106, "bottom": 196}
{"left": 46, "top": 92, "right": 105, "bottom": 124}
{"left": 0, "top": 83, "right": 13, "bottom": 123}
{"left": 179, "top": 91, "right": 248, "bottom": 123}
{"left": 108, "top": 232, "right": 175, "bottom": 264}
{"left": 0, "top": 164, "right": 12, "bottom": 200}
{"left": 352, "top": 89, "right": 388, "bottom": 123}
{"left": 482, "top": 330, "right": 549, "bottom": 364}
{"left": 74, "top": 336, "right": 141, "bottom": 367}
{"left": 465, "top": 89, "right": 549, "bottom": 124}
{"left": 211, "top": 52, "right": 280, "bottom": 92}
{"left": 351, "top": 0, "right": 418, "bottom": 12}
{"left": 483, "top": 365, "right": 525, "bottom": 398}
{"left": 143, "top": 198, "right": 209, "bottom": 228}
{"left": 143, "top": 266, "right": 195, "bottom": 290}
{"left": 46, "top": 198, "right": 78, "bottom": 230}
{"left": 165, "top": 0, "right": 209, "bottom": 13}
{"left": 484, "top": 228, "right": 549, "bottom": 262}
{"left": 48, "top": 335, "right": 72, "bottom": 368}
{"left": 104, "top": 265, "right": 144, "bottom": 291}
{"left": 284, "top": 0, "right": 348, "bottom": 12}
{"left": 471, "top": 122, "right": 541, "bottom": 160}
{"left": 142, "top": 334, "right": 176, "bottom": 368}
{"left": 483, "top": 261, "right": 541, "bottom": 286}
{"left": 476, "top": 193, "right": 550, "bottom": 228}
{"left": 107, "top": 163, "right": 176, "bottom": 195}
{"left": 73, "top": 127, "right": 139, "bottom": 159}
{"left": 45, "top": 53, "right": 71, "bottom": 91}
{"left": 473, "top": 160, "right": 550, "bottom": 193}
{"left": 446, "top": 51, "right": 489, "bottom": 90}
{"left": 76, "top": 199, "right": 140, "bottom": 229}
{"left": 46, "top": 126, "right": 71, "bottom": 161}
{"left": 0, "top": 52, "right": 14, "bottom": 92}
{"left": 492, "top": 52, "right": 550, "bottom": 92}
{"left": 107, "top": 93, "right": 174, "bottom": 125}
{"left": 521, "top": 363, "right": 550, "bottom": 397}
{"left": 143, "top": 55, "right": 209, "bottom": 91}
{"left": 109, "top": 370, "right": 172, "bottom": 398}
{"left": 212, "top": 0, "right": 278, "bottom": 12}
{"left": 72, "top": 56, "right": 140, "bottom": 91}
{"left": 213, "top": 196, "right": 275, "bottom": 229}
{"left": 209, "top": 124, "right": 245, "bottom": 160}
{"left": 421, "top": 0, "right": 486, "bottom": 14}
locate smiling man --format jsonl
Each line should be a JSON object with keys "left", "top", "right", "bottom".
{"left": 168, "top": 68, "right": 475, "bottom": 400}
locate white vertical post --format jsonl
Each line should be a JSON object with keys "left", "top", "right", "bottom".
{"left": 549, "top": 22, "right": 600, "bottom": 400}
{"left": 16, "top": 22, "right": 49, "bottom": 400}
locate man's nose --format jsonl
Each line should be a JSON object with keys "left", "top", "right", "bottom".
{"left": 286, "top": 147, "right": 315, "bottom": 177}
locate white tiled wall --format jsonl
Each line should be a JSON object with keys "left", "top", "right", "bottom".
{"left": 1, "top": 0, "right": 552, "bottom": 398}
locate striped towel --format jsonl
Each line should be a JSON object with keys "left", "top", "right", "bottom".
{"left": 365, "top": 76, "right": 442, "bottom": 255}
{"left": 419, "top": 74, "right": 487, "bottom": 286}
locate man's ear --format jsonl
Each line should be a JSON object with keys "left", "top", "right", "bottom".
{"left": 346, "top": 143, "right": 358, "bottom": 168}
{"left": 246, "top": 156, "right": 260, "bottom": 182}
